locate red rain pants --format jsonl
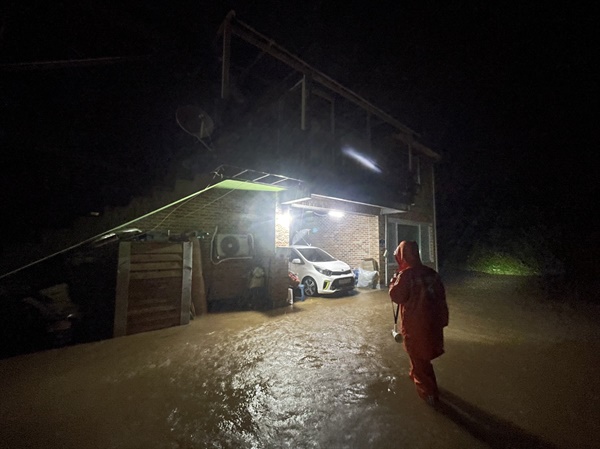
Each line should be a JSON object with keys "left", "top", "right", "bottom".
{"left": 408, "top": 356, "right": 439, "bottom": 400}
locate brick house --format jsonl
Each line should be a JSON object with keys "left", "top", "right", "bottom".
{"left": 0, "top": 157, "right": 439, "bottom": 339}
{"left": 108, "top": 159, "right": 441, "bottom": 313}
{"left": 0, "top": 12, "right": 441, "bottom": 344}
{"left": 212, "top": 11, "right": 442, "bottom": 283}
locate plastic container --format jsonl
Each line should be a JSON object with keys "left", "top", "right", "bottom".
{"left": 353, "top": 269, "right": 359, "bottom": 285}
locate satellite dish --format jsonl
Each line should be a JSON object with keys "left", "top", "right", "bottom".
{"left": 176, "top": 105, "right": 214, "bottom": 140}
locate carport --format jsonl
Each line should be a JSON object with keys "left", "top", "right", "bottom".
{"left": 278, "top": 188, "right": 430, "bottom": 287}
{"left": 0, "top": 164, "right": 437, "bottom": 357}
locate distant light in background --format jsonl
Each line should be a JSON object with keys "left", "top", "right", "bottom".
{"left": 341, "top": 146, "right": 382, "bottom": 173}
{"left": 328, "top": 210, "right": 345, "bottom": 218}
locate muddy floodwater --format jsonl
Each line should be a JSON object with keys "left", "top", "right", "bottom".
{"left": 1, "top": 273, "right": 599, "bottom": 449}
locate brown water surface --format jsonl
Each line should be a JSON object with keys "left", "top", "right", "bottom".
{"left": 1, "top": 274, "right": 599, "bottom": 448}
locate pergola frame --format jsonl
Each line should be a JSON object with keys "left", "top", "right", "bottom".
{"left": 217, "top": 10, "right": 440, "bottom": 161}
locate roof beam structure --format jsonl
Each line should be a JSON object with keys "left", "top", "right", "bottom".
{"left": 218, "top": 10, "right": 440, "bottom": 160}
{"left": 212, "top": 165, "right": 305, "bottom": 190}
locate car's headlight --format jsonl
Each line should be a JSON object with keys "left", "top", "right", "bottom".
{"left": 315, "top": 266, "right": 333, "bottom": 276}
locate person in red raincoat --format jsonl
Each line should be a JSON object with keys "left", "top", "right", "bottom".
{"left": 389, "top": 240, "right": 449, "bottom": 405}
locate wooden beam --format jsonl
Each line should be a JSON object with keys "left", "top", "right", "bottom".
{"left": 129, "top": 270, "right": 182, "bottom": 280}
{"left": 220, "top": 11, "right": 234, "bottom": 99}
{"left": 114, "top": 242, "right": 131, "bottom": 337}
{"left": 191, "top": 239, "right": 208, "bottom": 315}
{"left": 230, "top": 20, "right": 419, "bottom": 138}
{"left": 130, "top": 261, "right": 183, "bottom": 271}
{"left": 180, "top": 242, "right": 192, "bottom": 325}
{"left": 301, "top": 75, "right": 307, "bottom": 130}
{"left": 221, "top": 15, "right": 442, "bottom": 161}
{"left": 130, "top": 243, "right": 183, "bottom": 254}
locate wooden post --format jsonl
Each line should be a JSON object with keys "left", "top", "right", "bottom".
{"left": 113, "top": 242, "right": 131, "bottom": 337}
{"left": 221, "top": 11, "right": 233, "bottom": 99}
{"left": 192, "top": 239, "right": 208, "bottom": 315}
{"left": 180, "top": 242, "right": 192, "bottom": 325}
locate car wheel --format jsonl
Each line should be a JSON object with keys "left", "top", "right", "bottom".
{"left": 303, "top": 277, "right": 318, "bottom": 297}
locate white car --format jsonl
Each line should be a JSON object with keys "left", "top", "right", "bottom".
{"left": 275, "top": 245, "right": 355, "bottom": 296}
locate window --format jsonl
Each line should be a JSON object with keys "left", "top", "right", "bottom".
{"left": 387, "top": 220, "right": 435, "bottom": 264}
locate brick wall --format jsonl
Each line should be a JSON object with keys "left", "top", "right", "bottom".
{"left": 294, "top": 211, "right": 380, "bottom": 272}
{"left": 135, "top": 189, "right": 275, "bottom": 243}
{"left": 275, "top": 199, "right": 291, "bottom": 247}
{"left": 131, "top": 188, "right": 288, "bottom": 305}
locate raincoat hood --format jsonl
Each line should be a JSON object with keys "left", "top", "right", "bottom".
{"left": 394, "top": 240, "right": 423, "bottom": 271}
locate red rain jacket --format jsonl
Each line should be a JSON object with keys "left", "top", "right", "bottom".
{"left": 389, "top": 241, "right": 449, "bottom": 360}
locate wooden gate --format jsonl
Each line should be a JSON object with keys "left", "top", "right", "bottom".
{"left": 113, "top": 242, "right": 193, "bottom": 337}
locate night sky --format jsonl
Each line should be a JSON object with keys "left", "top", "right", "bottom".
{"left": 0, "top": 1, "right": 597, "bottom": 271}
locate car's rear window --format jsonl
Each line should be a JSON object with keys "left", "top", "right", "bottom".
{"left": 296, "top": 248, "right": 336, "bottom": 262}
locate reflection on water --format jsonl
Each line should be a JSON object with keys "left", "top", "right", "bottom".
{"left": 168, "top": 291, "right": 414, "bottom": 448}
{"left": 0, "top": 290, "right": 466, "bottom": 449}
{"left": 1, "top": 282, "right": 597, "bottom": 449}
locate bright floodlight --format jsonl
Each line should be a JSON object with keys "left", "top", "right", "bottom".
{"left": 328, "top": 210, "right": 345, "bottom": 218}
{"left": 341, "top": 146, "right": 382, "bottom": 173}
{"left": 276, "top": 210, "right": 291, "bottom": 228}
